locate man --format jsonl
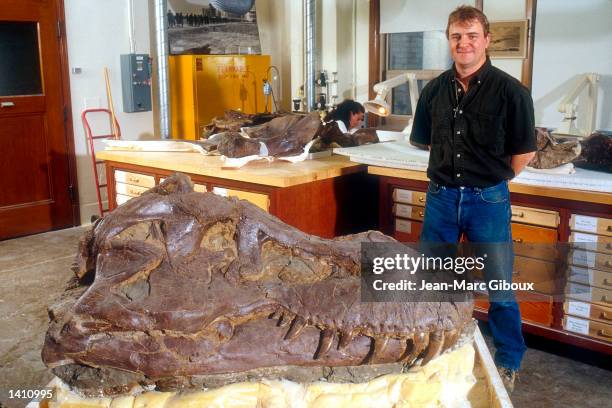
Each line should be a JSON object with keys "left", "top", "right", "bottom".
{"left": 410, "top": 6, "right": 536, "bottom": 392}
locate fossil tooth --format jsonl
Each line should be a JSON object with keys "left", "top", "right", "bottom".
{"left": 365, "top": 336, "right": 389, "bottom": 364}
{"left": 277, "top": 312, "right": 293, "bottom": 327}
{"left": 420, "top": 331, "right": 444, "bottom": 365}
{"left": 442, "top": 328, "right": 458, "bottom": 351}
{"left": 314, "top": 329, "right": 335, "bottom": 360}
{"left": 402, "top": 332, "right": 429, "bottom": 365}
{"left": 338, "top": 330, "right": 354, "bottom": 350}
{"left": 284, "top": 316, "right": 307, "bottom": 340}
{"left": 269, "top": 309, "right": 282, "bottom": 320}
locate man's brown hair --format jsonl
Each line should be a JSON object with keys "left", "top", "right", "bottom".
{"left": 446, "top": 5, "right": 490, "bottom": 38}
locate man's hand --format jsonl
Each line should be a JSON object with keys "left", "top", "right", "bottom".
{"left": 409, "top": 140, "right": 430, "bottom": 151}
{"left": 511, "top": 151, "right": 536, "bottom": 177}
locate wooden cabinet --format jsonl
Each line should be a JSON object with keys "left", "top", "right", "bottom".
{"left": 104, "top": 161, "right": 376, "bottom": 239}
{"left": 563, "top": 213, "right": 612, "bottom": 347}
{"left": 375, "top": 172, "right": 612, "bottom": 353}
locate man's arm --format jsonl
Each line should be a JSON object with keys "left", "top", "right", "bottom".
{"left": 511, "top": 151, "right": 536, "bottom": 176}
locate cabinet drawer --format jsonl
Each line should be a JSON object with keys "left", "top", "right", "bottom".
{"left": 570, "top": 232, "right": 612, "bottom": 255}
{"left": 394, "top": 219, "right": 422, "bottom": 242}
{"left": 193, "top": 183, "right": 207, "bottom": 192}
{"left": 567, "top": 265, "right": 612, "bottom": 290}
{"left": 566, "top": 282, "right": 612, "bottom": 307}
{"left": 568, "top": 249, "right": 612, "bottom": 272}
{"left": 392, "top": 188, "right": 427, "bottom": 205}
{"left": 116, "top": 193, "right": 133, "bottom": 206}
{"left": 564, "top": 300, "right": 612, "bottom": 325}
{"left": 570, "top": 214, "right": 612, "bottom": 237}
{"left": 473, "top": 256, "right": 559, "bottom": 294}
{"left": 475, "top": 290, "right": 553, "bottom": 326}
{"left": 514, "top": 256, "right": 559, "bottom": 294}
{"left": 563, "top": 315, "right": 612, "bottom": 343}
{"left": 511, "top": 223, "right": 558, "bottom": 261}
{"left": 114, "top": 170, "right": 155, "bottom": 188}
{"left": 392, "top": 204, "right": 425, "bottom": 221}
{"left": 212, "top": 187, "right": 269, "bottom": 212}
{"left": 510, "top": 205, "right": 559, "bottom": 228}
{"left": 115, "top": 182, "right": 148, "bottom": 198}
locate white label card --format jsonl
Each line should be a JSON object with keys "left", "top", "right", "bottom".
{"left": 572, "top": 232, "right": 598, "bottom": 244}
{"left": 574, "top": 215, "right": 598, "bottom": 233}
{"left": 395, "top": 189, "right": 413, "bottom": 203}
{"left": 565, "top": 316, "right": 590, "bottom": 336}
{"left": 396, "top": 219, "right": 412, "bottom": 234}
{"left": 572, "top": 250, "right": 596, "bottom": 268}
{"left": 395, "top": 204, "right": 413, "bottom": 219}
{"left": 567, "top": 301, "right": 591, "bottom": 318}
{"left": 213, "top": 187, "right": 228, "bottom": 197}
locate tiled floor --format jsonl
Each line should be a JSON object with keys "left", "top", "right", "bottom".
{"left": 0, "top": 227, "right": 610, "bottom": 407}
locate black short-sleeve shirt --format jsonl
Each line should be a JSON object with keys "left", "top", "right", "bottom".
{"left": 410, "top": 58, "right": 536, "bottom": 188}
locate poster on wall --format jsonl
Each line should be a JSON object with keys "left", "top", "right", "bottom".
{"left": 167, "top": 0, "right": 261, "bottom": 55}
{"left": 488, "top": 20, "right": 528, "bottom": 59}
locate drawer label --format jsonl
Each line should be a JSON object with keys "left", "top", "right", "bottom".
{"left": 565, "top": 316, "right": 590, "bottom": 335}
{"left": 395, "top": 204, "right": 412, "bottom": 219}
{"left": 567, "top": 301, "right": 591, "bottom": 318}
{"left": 567, "top": 282, "right": 592, "bottom": 297}
{"left": 572, "top": 232, "right": 598, "bottom": 244}
{"left": 574, "top": 215, "right": 598, "bottom": 233}
{"left": 395, "top": 189, "right": 413, "bottom": 203}
{"left": 396, "top": 219, "right": 412, "bottom": 234}
{"left": 572, "top": 250, "right": 596, "bottom": 268}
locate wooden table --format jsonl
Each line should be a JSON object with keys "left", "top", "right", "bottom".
{"left": 96, "top": 151, "right": 378, "bottom": 238}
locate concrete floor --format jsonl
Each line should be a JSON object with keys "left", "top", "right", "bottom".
{"left": 0, "top": 227, "right": 611, "bottom": 407}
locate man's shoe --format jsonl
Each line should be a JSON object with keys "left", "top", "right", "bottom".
{"left": 497, "top": 367, "right": 518, "bottom": 393}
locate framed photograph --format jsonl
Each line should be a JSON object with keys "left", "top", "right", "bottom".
{"left": 488, "top": 20, "right": 528, "bottom": 58}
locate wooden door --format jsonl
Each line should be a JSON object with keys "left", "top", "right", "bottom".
{"left": 0, "top": 0, "right": 78, "bottom": 240}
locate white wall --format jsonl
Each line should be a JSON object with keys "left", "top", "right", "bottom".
{"left": 484, "top": 0, "right": 525, "bottom": 81}
{"left": 64, "top": 0, "right": 155, "bottom": 224}
{"left": 531, "top": 0, "right": 612, "bottom": 131}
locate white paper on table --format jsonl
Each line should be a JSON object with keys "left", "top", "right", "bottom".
{"left": 103, "top": 140, "right": 208, "bottom": 155}
{"left": 220, "top": 139, "right": 316, "bottom": 168}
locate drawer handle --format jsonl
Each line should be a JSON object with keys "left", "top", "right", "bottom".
{"left": 418, "top": 211, "right": 424, "bottom": 217}
{"left": 418, "top": 196, "right": 425, "bottom": 203}
{"left": 598, "top": 329, "right": 612, "bottom": 339}
{"left": 513, "top": 238, "right": 524, "bottom": 243}
{"left": 1, "top": 101, "right": 15, "bottom": 108}
{"left": 605, "top": 260, "right": 611, "bottom": 267}
{"left": 603, "top": 296, "right": 612, "bottom": 304}
{"left": 129, "top": 177, "right": 141, "bottom": 183}
{"left": 601, "top": 312, "right": 611, "bottom": 321}
{"left": 607, "top": 243, "right": 612, "bottom": 249}
{"left": 512, "top": 211, "right": 525, "bottom": 218}
{"left": 608, "top": 225, "right": 612, "bottom": 232}
{"left": 603, "top": 278, "right": 612, "bottom": 287}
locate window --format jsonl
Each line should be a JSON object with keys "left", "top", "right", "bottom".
{"left": 382, "top": 31, "right": 451, "bottom": 126}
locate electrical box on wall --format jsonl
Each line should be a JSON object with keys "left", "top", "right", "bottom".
{"left": 120, "top": 54, "right": 152, "bottom": 113}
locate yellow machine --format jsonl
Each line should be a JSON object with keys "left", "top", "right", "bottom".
{"left": 169, "top": 54, "right": 271, "bottom": 140}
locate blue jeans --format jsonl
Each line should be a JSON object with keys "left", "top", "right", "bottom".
{"left": 420, "top": 180, "right": 526, "bottom": 370}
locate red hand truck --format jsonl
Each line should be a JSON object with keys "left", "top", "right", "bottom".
{"left": 82, "top": 108, "right": 121, "bottom": 219}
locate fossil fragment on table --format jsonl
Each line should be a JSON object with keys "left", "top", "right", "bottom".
{"left": 217, "top": 112, "right": 322, "bottom": 158}
{"left": 42, "top": 173, "right": 474, "bottom": 396}
{"left": 201, "top": 110, "right": 282, "bottom": 139}
{"left": 528, "top": 127, "right": 581, "bottom": 169}
{"left": 573, "top": 132, "right": 612, "bottom": 173}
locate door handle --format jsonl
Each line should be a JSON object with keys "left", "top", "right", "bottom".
{"left": 1, "top": 101, "right": 15, "bottom": 108}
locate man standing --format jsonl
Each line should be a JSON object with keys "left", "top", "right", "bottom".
{"left": 410, "top": 6, "right": 536, "bottom": 392}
